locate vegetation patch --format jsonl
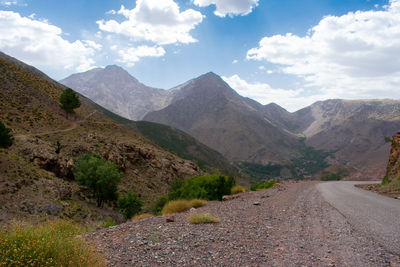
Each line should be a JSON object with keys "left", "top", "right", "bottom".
{"left": 0, "top": 220, "right": 105, "bottom": 266}
{"left": 118, "top": 191, "right": 143, "bottom": 220}
{"left": 188, "top": 213, "right": 220, "bottom": 224}
{"left": 189, "top": 199, "right": 207, "bottom": 208}
{"left": 102, "top": 218, "right": 117, "bottom": 228}
{"left": 250, "top": 180, "right": 276, "bottom": 191}
{"left": 321, "top": 173, "right": 342, "bottom": 181}
{"left": 132, "top": 213, "right": 153, "bottom": 221}
{"left": 231, "top": 185, "right": 246, "bottom": 195}
{"left": 169, "top": 174, "right": 236, "bottom": 201}
{"left": 161, "top": 200, "right": 192, "bottom": 215}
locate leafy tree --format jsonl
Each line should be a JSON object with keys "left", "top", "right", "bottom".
{"left": 74, "top": 154, "right": 122, "bottom": 207}
{"left": 0, "top": 121, "right": 13, "bottom": 148}
{"left": 60, "top": 88, "right": 81, "bottom": 115}
{"left": 118, "top": 191, "right": 143, "bottom": 219}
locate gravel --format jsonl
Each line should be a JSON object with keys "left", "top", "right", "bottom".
{"left": 86, "top": 181, "right": 400, "bottom": 266}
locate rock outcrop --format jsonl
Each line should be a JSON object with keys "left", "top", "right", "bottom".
{"left": 384, "top": 132, "right": 400, "bottom": 187}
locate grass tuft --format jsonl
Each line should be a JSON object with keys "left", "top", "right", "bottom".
{"left": 0, "top": 220, "right": 105, "bottom": 266}
{"left": 189, "top": 199, "right": 207, "bottom": 208}
{"left": 231, "top": 185, "right": 246, "bottom": 195}
{"left": 161, "top": 200, "right": 191, "bottom": 215}
{"left": 161, "top": 199, "right": 207, "bottom": 215}
{"left": 188, "top": 213, "right": 220, "bottom": 224}
{"left": 132, "top": 213, "right": 153, "bottom": 221}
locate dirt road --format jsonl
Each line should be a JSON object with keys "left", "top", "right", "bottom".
{"left": 87, "top": 181, "right": 400, "bottom": 266}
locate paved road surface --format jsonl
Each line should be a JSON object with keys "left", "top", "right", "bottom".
{"left": 317, "top": 181, "right": 400, "bottom": 256}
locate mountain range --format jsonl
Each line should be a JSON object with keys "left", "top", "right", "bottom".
{"left": 61, "top": 66, "right": 400, "bottom": 179}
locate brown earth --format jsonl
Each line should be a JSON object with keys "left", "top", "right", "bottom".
{"left": 87, "top": 181, "right": 400, "bottom": 266}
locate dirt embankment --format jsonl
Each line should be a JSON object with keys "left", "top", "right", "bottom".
{"left": 87, "top": 181, "right": 399, "bottom": 266}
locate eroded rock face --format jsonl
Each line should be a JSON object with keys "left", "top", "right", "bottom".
{"left": 385, "top": 132, "right": 400, "bottom": 185}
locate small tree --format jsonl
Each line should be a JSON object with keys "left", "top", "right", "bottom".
{"left": 0, "top": 121, "right": 13, "bottom": 148}
{"left": 60, "top": 88, "right": 81, "bottom": 116}
{"left": 118, "top": 191, "right": 143, "bottom": 219}
{"left": 74, "top": 154, "right": 122, "bottom": 207}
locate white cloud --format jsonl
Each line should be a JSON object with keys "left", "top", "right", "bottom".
{"left": 117, "top": 45, "right": 165, "bottom": 67}
{"left": 258, "top": 65, "right": 265, "bottom": 70}
{"left": 247, "top": 0, "right": 400, "bottom": 100}
{"left": 232, "top": 59, "right": 238, "bottom": 64}
{"left": 194, "top": 0, "right": 259, "bottom": 17}
{"left": 222, "top": 74, "right": 328, "bottom": 112}
{"left": 0, "top": 11, "right": 99, "bottom": 73}
{"left": 97, "top": 0, "right": 204, "bottom": 45}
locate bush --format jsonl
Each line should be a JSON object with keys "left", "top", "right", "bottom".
{"left": 250, "top": 180, "right": 276, "bottom": 191}
{"left": 150, "top": 194, "right": 169, "bottom": 215}
{"left": 188, "top": 213, "right": 220, "bottom": 224}
{"left": 118, "top": 191, "right": 143, "bottom": 220}
{"left": 74, "top": 154, "right": 122, "bottom": 207}
{"left": 0, "top": 121, "right": 13, "bottom": 148}
{"left": 102, "top": 218, "right": 116, "bottom": 228}
{"left": 189, "top": 199, "right": 206, "bottom": 208}
{"left": 0, "top": 220, "right": 105, "bottom": 266}
{"left": 59, "top": 88, "right": 81, "bottom": 115}
{"left": 321, "top": 173, "right": 342, "bottom": 181}
{"left": 161, "top": 200, "right": 192, "bottom": 215}
{"left": 132, "top": 213, "right": 153, "bottom": 221}
{"left": 231, "top": 185, "right": 246, "bottom": 195}
{"left": 170, "top": 174, "right": 236, "bottom": 201}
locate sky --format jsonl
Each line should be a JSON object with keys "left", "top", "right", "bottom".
{"left": 1, "top": 0, "right": 399, "bottom": 112}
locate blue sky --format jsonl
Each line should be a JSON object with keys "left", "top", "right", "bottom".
{"left": 1, "top": 0, "right": 399, "bottom": 111}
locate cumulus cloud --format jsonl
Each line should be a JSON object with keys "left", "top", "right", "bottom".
{"left": 222, "top": 74, "right": 327, "bottom": 112}
{"left": 117, "top": 45, "right": 165, "bottom": 67}
{"left": 247, "top": 0, "right": 400, "bottom": 100}
{"left": 194, "top": 0, "right": 259, "bottom": 17}
{"left": 97, "top": 0, "right": 204, "bottom": 45}
{"left": 232, "top": 59, "right": 238, "bottom": 64}
{"left": 0, "top": 11, "right": 99, "bottom": 73}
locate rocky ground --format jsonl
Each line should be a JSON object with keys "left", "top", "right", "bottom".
{"left": 86, "top": 181, "right": 400, "bottom": 266}
{"left": 356, "top": 184, "right": 400, "bottom": 200}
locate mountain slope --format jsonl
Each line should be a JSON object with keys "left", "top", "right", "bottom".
{"left": 60, "top": 66, "right": 173, "bottom": 120}
{"left": 144, "top": 72, "right": 302, "bottom": 164}
{"left": 0, "top": 53, "right": 202, "bottom": 225}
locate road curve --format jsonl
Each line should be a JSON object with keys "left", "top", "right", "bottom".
{"left": 317, "top": 181, "right": 400, "bottom": 255}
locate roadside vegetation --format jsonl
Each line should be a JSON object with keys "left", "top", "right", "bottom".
{"left": 188, "top": 213, "right": 220, "bottom": 224}
{"left": 152, "top": 174, "right": 236, "bottom": 215}
{"left": 161, "top": 199, "right": 206, "bottom": 215}
{"left": 250, "top": 180, "right": 277, "bottom": 191}
{"left": 0, "top": 220, "right": 105, "bottom": 266}
{"left": 321, "top": 173, "right": 342, "bottom": 181}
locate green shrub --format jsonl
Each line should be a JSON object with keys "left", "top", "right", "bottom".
{"left": 188, "top": 213, "right": 220, "bottom": 224}
{"left": 150, "top": 194, "right": 169, "bottom": 215}
{"left": 102, "top": 218, "right": 116, "bottom": 228}
{"left": 74, "top": 154, "right": 122, "bottom": 207}
{"left": 0, "top": 121, "right": 13, "bottom": 148}
{"left": 321, "top": 173, "right": 342, "bottom": 181}
{"left": 0, "top": 220, "right": 105, "bottom": 266}
{"left": 171, "top": 174, "right": 236, "bottom": 201}
{"left": 231, "top": 185, "right": 246, "bottom": 194}
{"left": 118, "top": 191, "right": 143, "bottom": 219}
{"left": 250, "top": 180, "right": 276, "bottom": 191}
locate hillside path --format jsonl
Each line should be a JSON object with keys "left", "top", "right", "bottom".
{"left": 14, "top": 111, "right": 96, "bottom": 139}
{"left": 317, "top": 181, "right": 400, "bottom": 256}
{"left": 87, "top": 181, "right": 400, "bottom": 266}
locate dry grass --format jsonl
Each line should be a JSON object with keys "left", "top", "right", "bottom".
{"left": 132, "top": 213, "right": 153, "bottom": 221}
{"left": 161, "top": 199, "right": 207, "bottom": 215}
{"left": 188, "top": 213, "right": 220, "bottom": 224}
{"left": 0, "top": 220, "right": 105, "bottom": 266}
{"left": 161, "top": 200, "right": 191, "bottom": 215}
{"left": 231, "top": 185, "right": 246, "bottom": 195}
{"left": 189, "top": 199, "right": 207, "bottom": 208}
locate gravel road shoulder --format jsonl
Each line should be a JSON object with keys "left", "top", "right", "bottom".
{"left": 86, "top": 181, "right": 400, "bottom": 266}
